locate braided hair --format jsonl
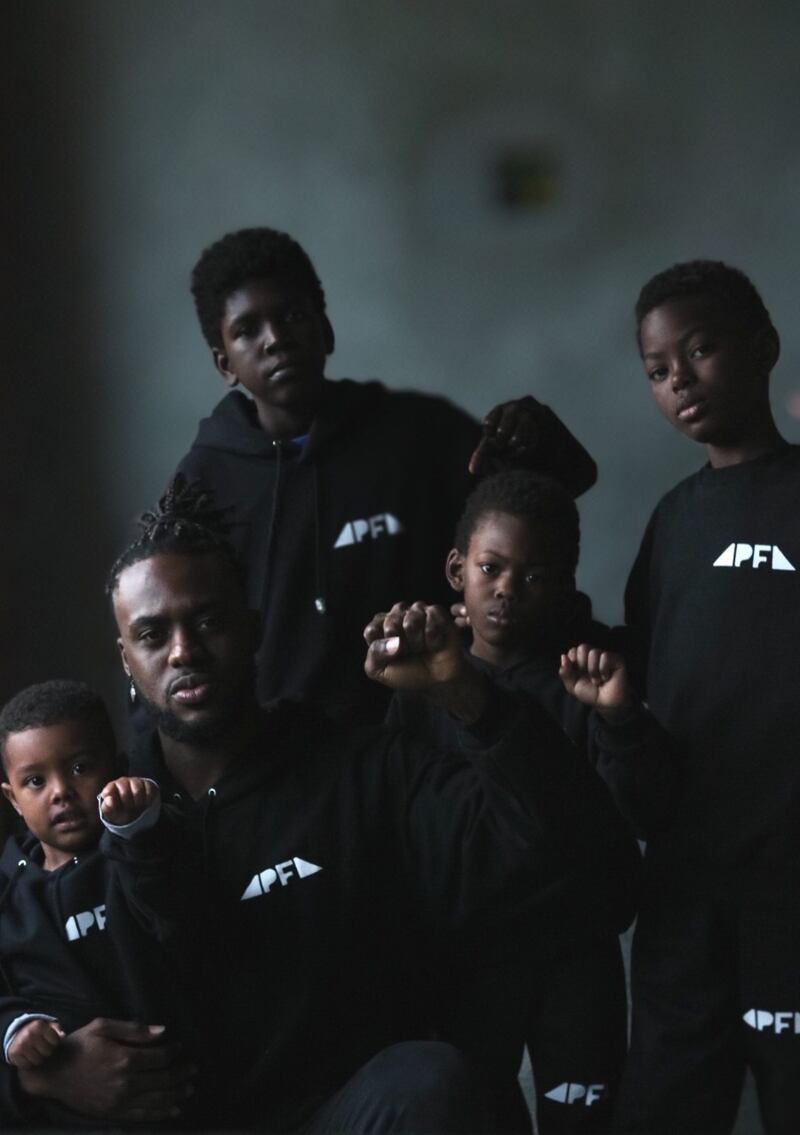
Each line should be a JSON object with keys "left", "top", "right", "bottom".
{"left": 106, "top": 475, "right": 244, "bottom": 599}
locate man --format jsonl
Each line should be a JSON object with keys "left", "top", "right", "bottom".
{"left": 13, "top": 479, "right": 636, "bottom": 1131}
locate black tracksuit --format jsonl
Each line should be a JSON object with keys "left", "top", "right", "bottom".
{"left": 388, "top": 608, "right": 669, "bottom": 1135}
{"left": 615, "top": 445, "right": 800, "bottom": 1135}
{"left": 175, "top": 382, "right": 596, "bottom": 719}
{"left": 0, "top": 833, "right": 182, "bottom": 1129}
{"left": 107, "top": 697, "right": 640, "bottom": 1132}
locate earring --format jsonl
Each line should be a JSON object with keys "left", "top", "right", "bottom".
{"left": 129, "top": 679, "right": 136, "bottom": 704}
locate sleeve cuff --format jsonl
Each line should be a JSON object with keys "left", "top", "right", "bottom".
{"left": 98, "top": 780, "right": 161, "bottom": 839}
{"left": 4, "top": 1014, "right": 57, "bottom": 1064}
{"left": 594, "top": 703, "right": 651, "bottom": 749}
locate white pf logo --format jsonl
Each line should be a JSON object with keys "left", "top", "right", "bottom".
{"left": 713, "top": 543, "right": 795, "bottom": 571}
{"left": 241, "top": 857, "right": 323, "bottom": 901}
{"left": 334, "top": 513, "right": 404, "bottom": 548}
{"left": 743, "top": 1009, "right": 800, "bottom": 1034}
{"left": 65, "top": 905, "right": 107, "bottom": 940}
{"left": 544, "top": 1082, "right": 608, "bottom": 1107}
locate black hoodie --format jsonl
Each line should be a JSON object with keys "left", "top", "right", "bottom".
{"left": 108, "top": 697, "right": 638, "bottom": 1131}
{"left": 389, "top": 596, "right": 677, "bottom": 839}
{"left": 176, "top": 381, "right": 596, "bottom": 719}
{"left": 0, "top": 832, "right": 183, "bottom": 1128}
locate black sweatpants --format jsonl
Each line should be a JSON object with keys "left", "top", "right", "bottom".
{"left": 528, "top": 937, "right": 627, "bottom": 1135}
{"left": 615, "top": 862, "right": 800, "bottom": 1135}
{"left": 303, "top": 1041, "right": 506, "bottom": 1133}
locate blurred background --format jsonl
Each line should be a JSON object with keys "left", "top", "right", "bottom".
{"left": 4, "top": 3, "right": 800, "bottom": 1127}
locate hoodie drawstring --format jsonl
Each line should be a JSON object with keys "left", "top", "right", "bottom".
{"left": 261, "top": 440, "right": 284, "bottom": 619}
{"left": 0, "top": 858, "right": 28, "bottom": 995}
{"left": 262, "top": 440, "right": 328, "bottom": 618}
{"left": 313, "top": 465, "right": 326, "bottom": 615}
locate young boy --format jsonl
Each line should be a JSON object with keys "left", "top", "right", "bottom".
{"left": 174, "top": 226, "right": 597, "bottom": 721}
{"left": 615, "top": 261, "right": 800, "bottom": 1133}
{"left": 365, "top": 470, "right": 671, "bottom": 1135}
{"left": 0, "top": 681, "right": 181, "bottom": 1127}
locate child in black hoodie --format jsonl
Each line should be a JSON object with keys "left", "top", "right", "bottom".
{"left": 615, "top": 261, "right": 800, "bottom": 1134}
{"left": 365, "top": 470, "right": 675, "bottom": 1135}
{"left": 0, "top": 681, "right": 186, "bottom": 1128}
{"left": 175, "top": 225, "right": 598, "bottom": 722}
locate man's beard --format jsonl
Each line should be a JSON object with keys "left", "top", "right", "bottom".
{"left": 133, "top": 680, "right": 252, "bottom": 747}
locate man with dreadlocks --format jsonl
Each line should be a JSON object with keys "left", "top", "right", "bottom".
{"left": 175, "top": 226, "right": 597, "bottom": 722}
{"left": 73, "top": 476, "right": 639, "bottom": 1133}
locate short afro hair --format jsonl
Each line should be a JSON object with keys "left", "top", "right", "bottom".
{"left": 0, "top": 680, "right": 114, "bottom": 772}
{"left": 106, "top": 475, "right": 245, "bottom": 600}
{"left": 635, "top": 260, "right": 775, "bottom": 344}
{"left": 454, "top": 470, "right": 580, "bottom": 578}
{"left": 191, "top": 227, "right": 327, "bottom": 350}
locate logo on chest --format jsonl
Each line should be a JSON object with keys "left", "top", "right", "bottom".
{"left": 712, "top": 543, "right": 796, "bottom": 571}
{"left": 743, "top": 1008, "right": 800, "bottom": 1035}
{"left": 241, "top": 857, "right": 323, "bottom": 902}
{"left": 65, "top": 905, "right": 107, "bottom": 941}
{"left": 334, "top": 513, "right": 404, "bottom": 549}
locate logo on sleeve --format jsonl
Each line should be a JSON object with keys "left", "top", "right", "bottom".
{"left": 241, "top": 857, "right": 323, "bottom": 901}
{"left": 65, "top": 905, "right": 107, "bottom": 940}
{"left": 544, "top": 1083, "right": 608, "bottom": 1107}
{"left": 334, "top": 513, "right": 404, "bottom": 548}
{"left": 713, "top": 543, "right": 795, "bottom": 571}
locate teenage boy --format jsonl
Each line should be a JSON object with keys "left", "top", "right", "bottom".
{"left": 614, "top": 261, "right": 800, "bottom": 1134}
{"left": 0, "top": 681, "right": 190, "bottom": 1129}
{"left": 366, "top": 471, "right": 670, "bottom": 1134}
{"left": 175, "top": 226, "right": 597, "bottom": 720}
{"left": 97, "top": 477, "right": 638, "bottom": 1133}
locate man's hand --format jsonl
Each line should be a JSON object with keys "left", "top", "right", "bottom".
{"left": 559, "top": 645, "right": 635, "bottom": 723}
{"left": 365, "top": 603, "right": 464, "bottom": 689}
{"left": 7, "top": 1019, "right": 65, "bottom": 1070}
{"left": 18, "top": 1017, "right": 194, "bottom": 1124}
{"left": 468, "top": 396, "right": 544, "bottom": 476}
{"left": 100, "top": 777, "right": 159, "bottom": 826}
{"left": 449, "top": 602, "right": 470, "bottom": 630}
{"left": 364, "top": 602, "right": 487, "bottom": 722}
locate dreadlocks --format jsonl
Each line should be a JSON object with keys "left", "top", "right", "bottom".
{"left": 106, "top": 475, "right": 243, "bottom": 599}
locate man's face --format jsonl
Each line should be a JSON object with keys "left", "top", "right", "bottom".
{"left": 447, "top": 512, "right": 569, "bottom": 668}
{"left": 213, "top": 278, "right": 333, "bottom": 432}
{"left": 639, "top": 295, "right": 772, "bottom": 450}
{"left": 2, "top": 719, "right": 115, "bottom": 870}
{"left": 113, "top": 552, "right": 259, "bottom": 745}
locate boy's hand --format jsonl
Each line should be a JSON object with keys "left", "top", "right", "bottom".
{"left": 100, "top": 778, "right": 160, "bottom": 826}
{"left": 468, "top": 396, "right": 543, "bottom": 475}
{"left": 7, "top": 1019, "right": 65, "bottom": 1069}
{"left": 559, "top": 645, "right": 635, "bottom": 723}
{"left": 364, "top": 602, "right": 488, "bottom": 723}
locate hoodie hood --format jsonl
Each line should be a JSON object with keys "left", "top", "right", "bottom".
{"left": 191, "top": 379, "right": 390, "bottom": 461}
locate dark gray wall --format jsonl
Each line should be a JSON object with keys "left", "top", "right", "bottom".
{"left": 7, "top": 0, "right": 800, "bottom": 725}
{"left": 6, "top": 3, "right": 799, "bottom": 1126}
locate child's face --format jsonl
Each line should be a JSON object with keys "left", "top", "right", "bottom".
{"left": 212, "top": 278, "right": 332, "bottom": 429}
{"left": 1, "top": 718, "right": 116, "bottom": 871}
{"left": 448, "top": 511, "right": 569, "bottom": 668}
{"left": 639, "top": 295, "right": 771, "bottom": 451}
